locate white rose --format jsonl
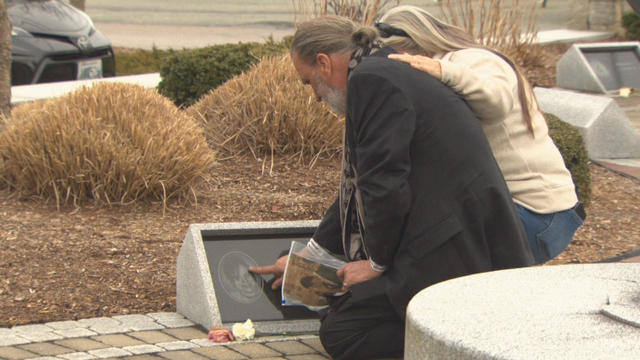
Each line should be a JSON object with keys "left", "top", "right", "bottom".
{"left": 232, "top": 318, "right": 256, "bottom": 341}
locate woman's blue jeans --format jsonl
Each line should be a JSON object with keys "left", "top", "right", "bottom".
{"left": 515, "top": 203, "right": 585, "bottom": 264}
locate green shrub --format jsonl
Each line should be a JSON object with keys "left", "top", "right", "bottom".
{"left": 0, "top": 83, "right": 215, "bottom": 207}
{"left": 544, "top": 113, "right": 591, "bottom": 205}
{"left": 622, "top": 11, "right": 640, "bottom": 40}
{"left": 114, "top": 46, "right": 176, "bottom": 76}
{"left": 186, "top": 54, "right": 343, "bottom": 162}
{"left": 158, "top": 39, "right": 288, "bottom": 107}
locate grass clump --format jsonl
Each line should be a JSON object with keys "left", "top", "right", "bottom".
{"left": 0, "top": 83, "right": 215, "bottom": 208}
{"left": 187, "top": 54, "right": 343, "bottom": 165}
{"left": 545, "top": 113, "right": 591, "bottom": 205}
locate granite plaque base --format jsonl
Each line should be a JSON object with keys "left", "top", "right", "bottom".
{"left": 176, "top": 221, "right": 322, "bottom": 333}
{"left": 534, "top": 87, "right": 640, "bottom": 159}
{"left": 556, "top": 42, "right": 640, "bottom": 94}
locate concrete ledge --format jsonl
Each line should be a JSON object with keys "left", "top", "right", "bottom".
{"left": 405, "top": 263, "right": 640, "bottom": 360}
{"left": 535, "top": 87, "right": 640, "bottom": 159}
{"left": 11, "top": 73, "right": 161, "bottom": 105}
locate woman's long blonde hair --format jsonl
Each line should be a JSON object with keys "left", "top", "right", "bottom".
{"left": 379, "top": 5, "right": 537, "bottom": 134}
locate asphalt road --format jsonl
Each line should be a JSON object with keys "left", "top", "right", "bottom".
{"left": 84, "top": 1, "right": 628, "bottom": 49}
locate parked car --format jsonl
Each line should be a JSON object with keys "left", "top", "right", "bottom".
{"left": 8, "top": 0, "right": 115, "bottom": 85}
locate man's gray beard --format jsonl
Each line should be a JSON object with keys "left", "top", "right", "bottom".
{"left": 324, "top": 88, "right": 347, "bottom": 116}
{"left": 316, "top": 73, "right": 347, "bottom": 116}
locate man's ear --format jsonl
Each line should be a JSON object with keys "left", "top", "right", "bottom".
{"left": 315, "top": 53, "right": 332, "bottom": 77}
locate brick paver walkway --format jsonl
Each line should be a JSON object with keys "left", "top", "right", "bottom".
{"left": 0, "top": 312, "right": 328, "bottom": 360}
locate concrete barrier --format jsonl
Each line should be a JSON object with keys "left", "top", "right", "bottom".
{"left": 535, "top": 87, "right": 640, "bottom": 159}
{"left": 405, "top": 263, "right": 640, "bottom": 360}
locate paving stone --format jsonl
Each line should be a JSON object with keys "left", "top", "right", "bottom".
{"left": 0, "top": 334, "right": 30, "bottom": 347}
{"left": 154, "top": 318, "right": 195, "bottom": 329}
{"left": 91, "top": 334, "right": 145, "bottom": 347}
{"left": 79, "top": 317, "right": 130, "bottom": 335}
{"left": 162, "top": 327, "right": 208, "bottom": 341}
{"left": 55, "top": 338, "right": 110, "bottom": 352}
{"left": 252, "top": 358, "right": 287, "bottom": 360}
{"left": 123, "top": 356, "right": 165, "bottom": 360}
{"left": 112, "top": 315, "right": 164, "bottom": 331}
{"left": 157, "top": 350, "right": 208, "bottom": 360}
{"left": 0, "top": 346, "right": 38, "bottom": 360}
{"left": 127, "top": 331, "right": 179, "bottom": 344}
{"left": 156, "top": 341, "right": 197, "bottom": 351}
{"left": 18, "top": 331, "right": 64, "bottom": 342}
{"left": 54, "top": 328, "right": 98, "bottom": 338}
{"left": 226, "top": 343, "right": 281, "bottom": 358}
{"left": 30, "top": 357, "right": 61, "bottom": 360}
{"left": 46, "top": 321, "right": 89, "bottom": 330}
{"left": 189, "top": 338, "right": 216, "bottom": 348}
{"left": 288, "top": 355, "right": 329, "bottom": 360}
{"left": 300, "top": 338, "right": 328, "bottom": 355}
{"left": 265, "top": 341, "right": 315, "bottom": 355}
{"left": 146, "top": 313, "right": 185, "bottom": 322}
{"left": 11, "top": 324, "right": 53, "bottom": 334}
{"left": 122, "top": 344, "right": 164, "bottom": 355}
{"left": 87, "top": 347, "right": 132, "bottom": 358}
{"left": 58, "top": 352, "right": 97, "bottom": 360}
{"left": 18, "top": 342, "right": 73, "bottom": 356}
{"left": 191, "top": 346, "right": 248, "bottom": 360}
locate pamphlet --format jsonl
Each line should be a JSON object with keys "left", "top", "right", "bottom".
{"left": 281, "top": 240, "right": 346, "bottom": 310}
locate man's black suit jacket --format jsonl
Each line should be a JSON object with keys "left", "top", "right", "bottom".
{"left": 313, "top": 48, "right": 534, "bottom": 318}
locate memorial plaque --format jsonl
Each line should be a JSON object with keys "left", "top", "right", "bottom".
{"left": 176, "top": 221, "right": 323, "bottom": 332}
{"left": 582, "top": 48, "right": 640, "bottom": 91}
{"left": 202, "top": 231, "right": 318, "bottom": 323}
{"left": 556, "top": 42, "right": 640, "bottom": 94}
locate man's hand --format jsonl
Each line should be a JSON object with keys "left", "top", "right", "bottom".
{"left": 388, "top": 53, "right": 443, "bottom": 80}
{"left": 337, "top": 260, "right": 383, "bottom": 291}
{"left": 248, "top": 255, "right": 288, "bottom": 289}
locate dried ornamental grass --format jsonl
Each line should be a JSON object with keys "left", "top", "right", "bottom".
{"left": 0, "top": 82, "right": 215, "bottom": 208}
{"left": 187, "top": 54, "right": 344, "bottom": 165}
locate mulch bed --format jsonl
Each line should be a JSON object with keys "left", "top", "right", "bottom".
{"left": 1, "top": 40, "right": 639, "bottom": 328}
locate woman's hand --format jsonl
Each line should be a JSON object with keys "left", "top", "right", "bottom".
{"left": 388, "top": 53, "right": 442, "bottom": 80}
{"left": 337, "top": 260, "right": 383, "bottom": 291}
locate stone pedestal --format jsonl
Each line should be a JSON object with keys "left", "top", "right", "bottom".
{"left": 405, "top": 263, "right": 640, "bottom": 360}
{"left": 535, "top": 87, "right": 640, "bottom": 159}
{"left": 176, "top": 221, "right": 321, "bottom": 333}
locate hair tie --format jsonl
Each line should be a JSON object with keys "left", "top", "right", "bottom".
{"left": 375, "top": 22, "right": 409, "bottom": 38}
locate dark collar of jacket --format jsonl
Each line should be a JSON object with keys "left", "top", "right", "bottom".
{"left": 347, "top": 46, "right": 396, "bottom": 77}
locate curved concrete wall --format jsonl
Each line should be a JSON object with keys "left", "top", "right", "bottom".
{"left": 405, "top": 264, "right": 640, "bottom": 360}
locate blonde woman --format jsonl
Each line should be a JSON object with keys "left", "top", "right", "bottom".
{"left": 379, "top": 5, "right": 584, "bottom": 264}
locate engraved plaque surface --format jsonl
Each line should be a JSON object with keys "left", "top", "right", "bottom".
{"left": 582, "top": 48, "right": 640, "bottom": 91}
{"left": 203, "top": 231, "right": 318, "bottom": 323}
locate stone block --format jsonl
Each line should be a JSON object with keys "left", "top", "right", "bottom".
{"left": 87, "top": 347, "right": 132, "bottom": 358}
{"left": 534, "top": 87, "right": 640, "bottom": 159}
{"left": 176, "top": 221, "right": 321, "bottom": 333}
{"left": 155, "top": 341, "right": 197, "bottom": 351}
{"left": 18, "top": 342, "right": 72, "bottom": 356}
{"left": 226, "top": 343, "right": 281, "bottom": 358}
{"left": 191, "top": 345, "right": 248, "bottom": 359}
{"left": 112, "top": 315, "right": 164, "bottom": 331}
{"left": 265, "top": 340, "right": 315, "bottom": 355}
{"left": 404, "top": 263, "right": 640, "bottom": 360}
{"left": 128, "top": 331, "right": 179, "bottom": 344}
{"left": 556, "top": 42, "right": 640, "bottom": 94}
{"left": 0, "top": 346, "right": 38, "bottom": 360}
{"left": 91, "top": 334, "right": 145, "bottom": 347}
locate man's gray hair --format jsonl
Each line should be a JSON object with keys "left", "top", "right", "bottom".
{"left": 291, "top": 16, "right": 360, "bottom": 64}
